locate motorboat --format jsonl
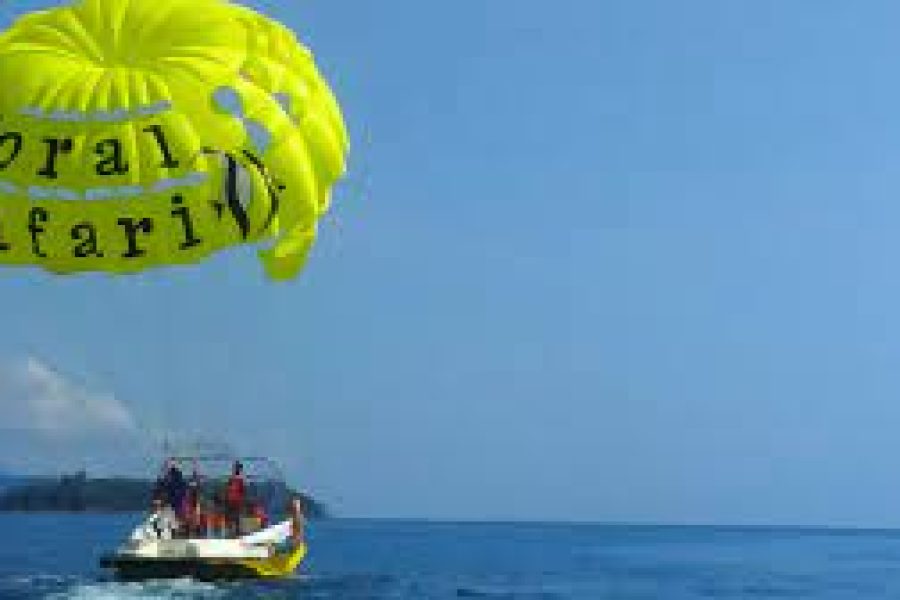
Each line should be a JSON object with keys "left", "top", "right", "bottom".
{"left": 100, "top": 455, "right": 307, "bottom": 581}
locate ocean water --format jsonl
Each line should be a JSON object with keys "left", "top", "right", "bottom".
{"left": 3, "top": 516, "right": 900, "bottom": 599}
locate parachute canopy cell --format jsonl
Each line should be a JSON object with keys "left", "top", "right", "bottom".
{"left": 0, "top": 0, "right": 349, "bottom": 279}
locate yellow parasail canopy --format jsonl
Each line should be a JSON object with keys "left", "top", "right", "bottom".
{"left": 0, "top": 0, "right": 348, "bottom": 279}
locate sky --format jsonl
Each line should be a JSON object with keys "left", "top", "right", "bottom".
{"left": 4, "top": 0, "right": 900, "bottom": 526}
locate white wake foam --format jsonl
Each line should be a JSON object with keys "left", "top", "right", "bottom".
{"left": 49, "top": 579, "right": 227, "bottom": 600}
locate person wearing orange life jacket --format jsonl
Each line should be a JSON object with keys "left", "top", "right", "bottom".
{"left": 206, "top": 492, "right": 228, "bottom": 538}
{"left": 250, "top": 501, "right": 269, "bottom": 530}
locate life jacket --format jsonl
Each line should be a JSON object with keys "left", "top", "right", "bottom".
{"left": 207, "top": 511, "right": 226, "bottom": 530}
{"left": 252, "top": 504, "right": 269, "bottom": 528}
{"left": 225, "top": 475, "right": 245, "bottom": 507}
{"left": 183, "top": 506, "right": 204, "bottom": 534}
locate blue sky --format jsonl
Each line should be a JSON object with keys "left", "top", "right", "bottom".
{"left": 4, "top": 0, "right": 900, "bottom": 526}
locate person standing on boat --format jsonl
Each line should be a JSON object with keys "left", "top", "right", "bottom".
{"left": 225, "top": 460, "right": 246, "bottom": 535}
{"left": 155, "top": 459, "right": 188, "bottom": 517}
{"left": 182, "top": 471, "right": 205, "bottom": 537}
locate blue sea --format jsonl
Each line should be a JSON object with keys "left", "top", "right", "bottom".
{"left": 3, "top": 515, "right": 900, "bottom": 599}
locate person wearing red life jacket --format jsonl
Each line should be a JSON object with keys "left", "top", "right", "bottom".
{"left": 224, "top": 460, "right": 246, "bottom": 535}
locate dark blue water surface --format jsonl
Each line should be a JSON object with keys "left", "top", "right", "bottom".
{"left": 2, "top": 515, "right": 900, "bottom": 598}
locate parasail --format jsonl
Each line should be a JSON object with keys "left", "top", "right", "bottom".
{"left": 0, "top": 0, "right": 348, "bottom": 280}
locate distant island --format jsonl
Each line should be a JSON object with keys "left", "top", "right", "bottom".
{"left": 0, "top": 471, "right": 328, "bottom": 519}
